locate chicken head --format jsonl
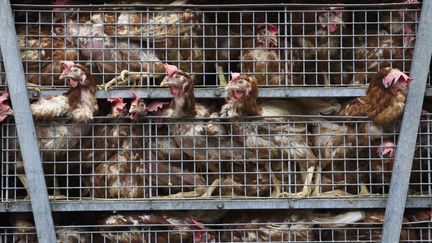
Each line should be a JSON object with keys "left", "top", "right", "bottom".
{"left": 128, "top": 92, "right": 147, "bottom": 120}
{"left": 377, "top": 140, "right": 396, "bottom": 169}
{"left": 160, "top": 64, "right": 193, "bottom": 96}
{"left": 318, "top": 7, "right": 345, "bottom": 33}
{"left": 0, "top": 92, "right": 13, "bottom": 122}
{"left": 380, "top": 67, "right": 413, "bottom": 95}
{"left": 59, "top": 61, "right": 91, "bottom": 88}
{"left": 225, "top": 72, "right": 258, "bottom": 100}
{"left": 256, "top": 24, "right": 279, "bottom": 48}
{"left": 107, "top": 97, "right": 126, "bottom": 118}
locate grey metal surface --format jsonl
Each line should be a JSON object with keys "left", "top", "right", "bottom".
{"left": 0, "top": 0, "right": 57, "bottom": 242}
{"left": 381, "top": 1, "right": 432, "bottom": 243}
{"left": 1, "top": 197, "right": 432, "bottom": 212}
{"left": 28, "top": 87, "right": 368, "bottom": 99}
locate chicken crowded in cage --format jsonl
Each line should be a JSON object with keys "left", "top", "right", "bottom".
{"left": 339, "top": 67, "right": 413, "bottom": 125}
{"left": 240, "top": 24, "right": 285, "bottom": 86}
{"left": 4, "top": 61, "right": 97, "bottom": 199}
{"left": 57, "top": 3, "right": 215, "bottom": 90}
{"left": 343, "top": 0, "right": 418, "bottom": 84}
{"left": 99, "top": 212, "right": 216, "bottom": 243}
{"left": 289, "top": 6, "right": 346, "bottom": 85}
{"left": 221, "top": 72, "right": 318, "bottom": 198}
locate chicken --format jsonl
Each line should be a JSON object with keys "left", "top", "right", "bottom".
{"left": 99, "top": 212, "right": 216, "bottom": 243}
{"left": 10, "top": 214, "right": 90, "bottom": 243}
{"left": 222, "top": 210, "right": 365, "bottom": 242}
{"left": 86, "top": 94, "right": 206, "bottom": 199}
{"left": 289, "top": 7, "right": 345, "bottom": 85}
{"left": 311, "top": 117, "right": 388, "bottom": 197}
{"left": 0, "top": 92, "right": 13, "bottom": 122}
{"left": 222, "top": 73, "right": 318, "bottom": 198}
{"left": 240, "top": 24, "right": 285, "bottom": 86}
{"left": 5, "top": 61, "right": 98, "bottom": 199}
{"left": 343, "top": 1, "right": 418, "bottom": 84}
{"left": 148, "top": 10, "right": 215, "bottom": 85}
{"left": 342, "top": 30, "right": 414, "bottom": 85}
{"left": 160, "top": 64, "right": 270, "bottom": 197}
{"left": 17, "top": 25, "right": 78, "bottom": 86}
{"left": 328, "top": 210, "right": 418, "bottom": 242}
{"left": 30, "top": 61, "right": 98, "bottom": 123}
{"left": 368, "top": 140, "right": 429, "bottom": 196}
{"left": 63, "top": 13, "right": 164, "bottom": 89}
{"left": 339, "top": 67, "right": 412, "bottom": 126}
{"left": 127, "top": 93, "right": 207, "bottom": 199}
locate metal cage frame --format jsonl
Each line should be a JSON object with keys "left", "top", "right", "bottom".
{"left": 0, "top": 1, "right": 432, "bottom": 242}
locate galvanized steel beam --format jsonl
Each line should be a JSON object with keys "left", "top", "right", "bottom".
{"left": 30, "top": 87, "right": 368, "bottom": 99}
{"left": 382, "top": 1, "right": 432, "bottom": 243}
{"left": 0, "top": 0, "right": 56, "bottom": 242}
{"left": 1, "top": 198, "right": 431, "bottom": 212}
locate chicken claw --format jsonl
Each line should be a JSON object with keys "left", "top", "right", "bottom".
{"left": 26, "top": 83, "right": 41, "bottom": 93}
{"left": 98, "top": 70, "right": 160, "bottom": 91}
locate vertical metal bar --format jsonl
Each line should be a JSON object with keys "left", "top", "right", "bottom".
{"left": 381, "top": 1, "right": 432, "bottom": 243}
{"left": 0, "top": 1, "right": 57, "bottom": 242}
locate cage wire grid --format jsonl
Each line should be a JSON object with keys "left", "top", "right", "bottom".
{"left": 0, "top": 3, "right": 420, "bottom": 91}
{"left": 1, "top": 115, "right": 429, "bottom": 202}
{"left": 1, "top": 2, "right": 432, "bottom": 243}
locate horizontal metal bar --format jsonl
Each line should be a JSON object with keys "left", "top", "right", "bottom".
{"left": 11, "top": 3, "right": 421, "bottom": 9}
{"left": 1, "top": 198, "right": 431, "bottom": 212}
{"left": 30, "top": 87, "right": 369, "bottom": 99}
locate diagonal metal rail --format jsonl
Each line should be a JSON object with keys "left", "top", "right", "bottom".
{"left": 381, "top": 1, "right": 432, "bottom": 243}
{"left": 0, "top": 0, "right": 57, "bottom": 242}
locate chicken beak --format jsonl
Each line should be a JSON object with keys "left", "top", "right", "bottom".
{"left": 224, "top": 82, "right": 236, "bottom": 91}
{"left": 59, "top": 73, "right": 65, "bottom": 80}
{"left": 128, "top": 106, "right": 138, "bottom": 114}
{"left": 160, "top": 78, "right": 171, "bottom": 87}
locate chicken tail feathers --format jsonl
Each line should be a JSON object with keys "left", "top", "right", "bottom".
{"left": 313, "top": 211, "right": 365, "bottom": 228}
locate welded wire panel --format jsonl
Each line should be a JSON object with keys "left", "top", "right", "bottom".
{"left": 0, "top": 115, "right": 410, "bottom": 202}
{"left": 1, "top": 210, "right": 431, "bottom": 242}
{"left": 9, "top": 3, "right": 419, "bottom": 90}
{"left": 408, "top": 114, "right": 432, "bottom": 197}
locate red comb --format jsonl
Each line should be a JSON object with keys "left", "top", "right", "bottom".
{"left": 107, "top": 97, "right": 126, "bottom": 110}
{"left": 59, "top": 61, "right": 75, "bottom": 74}
{"left": 164, "top": 64, "right": 179, "bottom": 78}
{"left": 377, "top": 141, "right": 396, "bottom": 158}
{"left": 267, "top": 24, "right": 278, "bottom": 34}
{"left": 189, "top": 219, "right": 205, "bottom": 230}
{"left": 147, "top": 101, "right": 169, "bottom": 113}
{"left": 0, "top": 92, "right": 9, "bottom": 103}
{"left": 257, "top": 24, "right": 278, "bottom": 34}
{"left": 131, "top": 92, "right": 140, "bottom": 105}
{"left": 383, "top": 69, "right": 413, "bottom": 87}
{"left": 230, "top": 72, "right": 240, "bottom": 82}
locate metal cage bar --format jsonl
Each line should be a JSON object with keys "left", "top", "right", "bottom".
{"left": 382, "top": 1, "right": 432, "bottom": 242}
{"left": 0, "top": 0, "right": 56, "bottom": 242}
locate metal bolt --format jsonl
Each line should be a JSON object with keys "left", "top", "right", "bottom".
{"left": 214, "top": 90, "right": 222, "bottom": 96}
{"left": 32, "top": 91, "right": 39, "bottom": 98}
{"left": 216, "top": 202, "right": 224, "bottom": 209}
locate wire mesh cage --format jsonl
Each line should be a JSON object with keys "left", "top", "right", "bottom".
{"left": 1, "top": 210, "right": 431, "bottom": 242}
{"left": 3, "top": 3, "right": 419, "bottom": 91}
{"left": 1, "top": 115, "right": 416, "bottom": 201}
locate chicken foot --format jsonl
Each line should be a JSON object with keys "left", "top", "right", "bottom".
{"left": 19, "top": 175, "right": 66, "bottom": 200}
{"left": 199, "top": 178, "right": 222, "bottom": 198}
{"left": 158, "top": 187, "right": 206, "bottom": 199}
{"left": 216, "top": 64, "right": 228, "bottom": 86}
{"left": 282, "top": 165, "right": 315, "bottom": 198}
{"left": 264, "top": 162, "right": 281, "bottom": 198}
{"left": 98, "top": 70, "right": 159, "bottom": 91}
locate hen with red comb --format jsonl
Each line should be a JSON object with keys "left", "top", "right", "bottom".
{"left": 241, "top": 23, "right": 285, "bottom": 86}
{"left": 340, "top": 67, "right": 412, "bottom": 125}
